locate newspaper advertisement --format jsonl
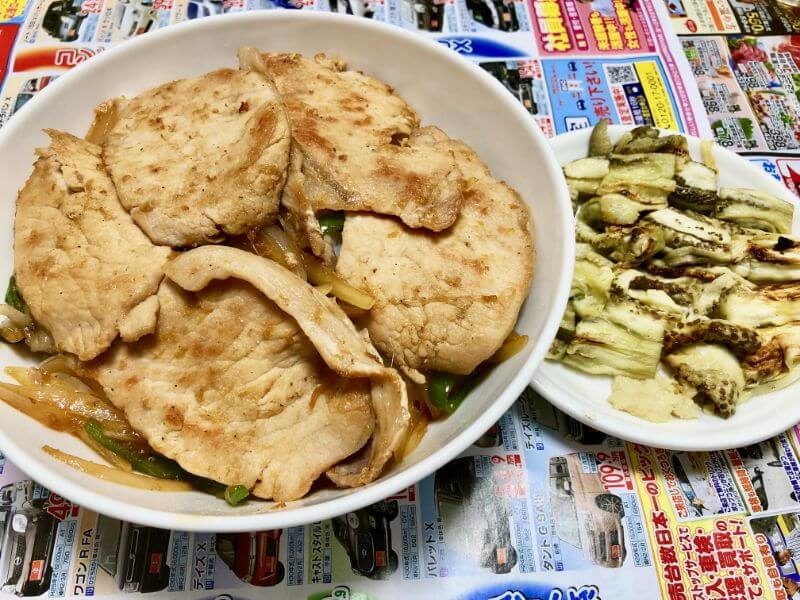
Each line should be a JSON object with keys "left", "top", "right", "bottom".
{"left": 683, "top": 34, "right": 800, "bottom": 153}
{"left": 0, "top": 0, "right": 796, "bottom": 599}
{"left": 0, "top": 0, "right": 708, "bottom": 136}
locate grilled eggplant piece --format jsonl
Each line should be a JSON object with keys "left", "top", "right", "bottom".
{"left": 693, "top": 267, "right": 750, "bottom": 316}
{"left": 646, "top": 208, "right": 736, "bottom": 266}
{"left": 628, "top": 273, "right": 698, "bottom": 306}
{"left": 563, "top": 302, "right": 665, "bottom": 378}
{"left": 733, "top": 235, "right": 800, "bottom": 282}
{"left": 720, "top": 282, "right": 800, "bottom": 328}
{"left": 598, "top": 153, "right": 676, "bottom": 208}
{"left": 665, "top": 344, "right": 746, "bottom": 417}
{"left": 742, "top": 323, "right": 800, "bottom": 389}
{"left": 669, "top": 160, "right": 719, "bottom": 214}
{"left": 580, "top": 221, "right": 666, "bottom": 266}
{"left": 611, "top": 269, "right": 688, "bottom": 322}
{"left": 663, "top": 319, "right": 761, "bottom": 358}
{"left": 564, "top": 157, "right": 609, "bottom": 199}
{"left": 613, "top": 127, "right": 689, "bottom": 167}
{"left": 588, "top": 119, "right": 612, "bottom": 157}
{"left": 547, "top": 301, "right": 577, "bottom": 360}
{"left": 571, "top": 244, "right": 614, "bottom": 319}
{"left": 564, "top": 157, "right": 610, "bottom": 179}
{"left": 717, "top": 188, "right": 793, "bottom": 234}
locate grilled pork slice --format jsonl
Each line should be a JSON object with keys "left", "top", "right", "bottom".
{"left": 84, "top": 247, "right": 409, "bottom": 500}
{"left": 14, "top": 130, "right": 170, "bottom": 360}
{"left": 103, "top": 68, "right": 291, "bottom": 247}
{"left": 336, "top": 127, "right": 534, "bottom": 382}
{"left": 238, "top": 48, "right": 465, "bottom": 240}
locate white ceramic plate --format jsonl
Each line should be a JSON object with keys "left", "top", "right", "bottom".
{"left": 0, "top": 12, "right": 573, "bottom": 531}
{"left": 533, "top": 125, "right": 800, "bottom": 452}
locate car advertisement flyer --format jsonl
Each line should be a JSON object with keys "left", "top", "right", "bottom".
{"left": 0, "top": 0, "right": 799, "bottom": 599}
{"left": 759, "top": 155, "right": 800, "bottom": 196}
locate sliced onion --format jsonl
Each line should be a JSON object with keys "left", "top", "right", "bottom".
{"left": 85, "top": 99, "right": 120, "bottom": 146}
{"left": 488, "top": 331, "right": 529, "bottom": 364}
{"left": 0, "top": 321, "right": 25, "bottom": 343}
{"left": 305, "top": 256, "right": 375, "bottom": 310}
{"left": 0, "top": 304, "right": 33, "bottom": 329}
{"left": 0, "top": 371, "right": 140, "bottom": 441}
{"left": 25, "top": 327, "right": 55, "bottom": 354}
{"left": 42, "top": 446, "right": 192, "bottom": 491}
{"left": 249, "top": 225, "right": 307, "bottom": 279}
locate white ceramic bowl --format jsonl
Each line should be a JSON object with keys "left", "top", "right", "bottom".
{"left": 0, "top": 12, "right": 573, "bottom": 531}
{"left": 533, "top": 125, "right": 800, "bottom": 452}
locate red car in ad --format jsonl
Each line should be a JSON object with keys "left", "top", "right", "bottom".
{"left": 217, "top": 530, "right": 285, "bottom": 587}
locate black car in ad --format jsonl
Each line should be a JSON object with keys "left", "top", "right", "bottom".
{"left": 0, "top": 482, "right": 58, "bottom": 597}
{"left": 96, "top": 515, "right": 171, "bottom": 594}
{"left": 466, "top": 0, "right": 519, "bottom": 32}
{"left": 332, "top": 500, "right": 399, "bottom": 579}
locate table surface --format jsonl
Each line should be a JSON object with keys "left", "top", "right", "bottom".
{"left": 1, "top": 1, "right": 800, "bottom": 599}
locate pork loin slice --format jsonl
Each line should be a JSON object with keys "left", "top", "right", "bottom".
{"left": 82, "top": 278, "right": 376, "bottom": 502}
{"left": 238, "top": 48, "right": 465, "bottom": 241}
{"left": 103, "top": 68, "right": 291, "bottom": 247}
{"left": 164, "top": 246, "right": 411, "bottom": 489}
{"left": 336, "top": 127, "right": 535, "bottom": 382}
{"left": 14, "top": 130, "right": 170, "bottom": 360}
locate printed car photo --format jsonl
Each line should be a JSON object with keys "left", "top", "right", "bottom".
{"left": 435, "top": 456, "right": 518, "bottom": 574}
{"left": 671, "top": 453, "right": 724, "bottom": 516}
{"left": 332, "top": 500, "right": 399, "bottom": 579}
{"left": 480, "top": 63, "right": 542, "bottom": 118}
{"left": 474, "top": 423, "right": 502, "bottom": 448}
{"left": 41, "top": 0, "right": 89, "bottom": 42}
{"left": 216, "top": 530, "right": 285, "bottom": 587}
{"left": 739, "top": 440, "right": 799, "bottom": 511}
{"left": 0, "top": 482, "right": 58, "bottom": 597}
{"left": 95, "top": 516, "right": 171, "bottom": 593}
{"left": 12, "top": 77, "right": 57, "bottom": 117}
{"left": 186, "top": 0, "right": 223, "bottom": 19}
{"left": 113, "top": 0, "right": 157, "bottom": 39}
{"left": 400, "top": 0, "right": 444, "bottom": 31}
{"left": 466, "top": 0, "right": 518, "bottom": 31}
{"left": 548, "top": 454, "right": 626, "bottom": 568}
{"left": 329, "top": 0, "right": 374, "bottom": 17}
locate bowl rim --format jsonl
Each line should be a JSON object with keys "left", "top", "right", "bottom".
{"left": 533, "top": 124, "right": 800, "bottom": 452}
{"left": 0, "top": 10, "right": 575, "bottom": 531}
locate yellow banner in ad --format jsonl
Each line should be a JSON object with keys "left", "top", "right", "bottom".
{"left": 634, "top": 61, "right": 680, "bottom": 131}
{"left": 0, "top": 0, "right": 25, "bottom": 19}
{"left": 629, "top": 444, "right": 770, "bottom": 600}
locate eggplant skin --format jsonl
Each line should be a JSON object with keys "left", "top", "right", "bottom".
{"left": 663, "top": 319, "right": 761, "bottom": 358}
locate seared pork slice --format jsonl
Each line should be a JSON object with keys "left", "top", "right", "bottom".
{"left": 238, "top": 48, "right": 465, "bottom": 237}
{"left": 83, "top": 280, "right": 375, "bottom": 502}
{"left": 164, "top": 246, "right": 411, "bottom": 488}
{"left": 337, "top": 127, "right": 535, "bottom": 382}
{"left": 103, "top": 68, "right": 291, "bottom": 247}
{"left": 14, "top": 130, "right": 170, "bottom": 361}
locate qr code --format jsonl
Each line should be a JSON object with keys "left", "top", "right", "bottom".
{"left": 604, "top": 64, "right": 637, "bottom": 85}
